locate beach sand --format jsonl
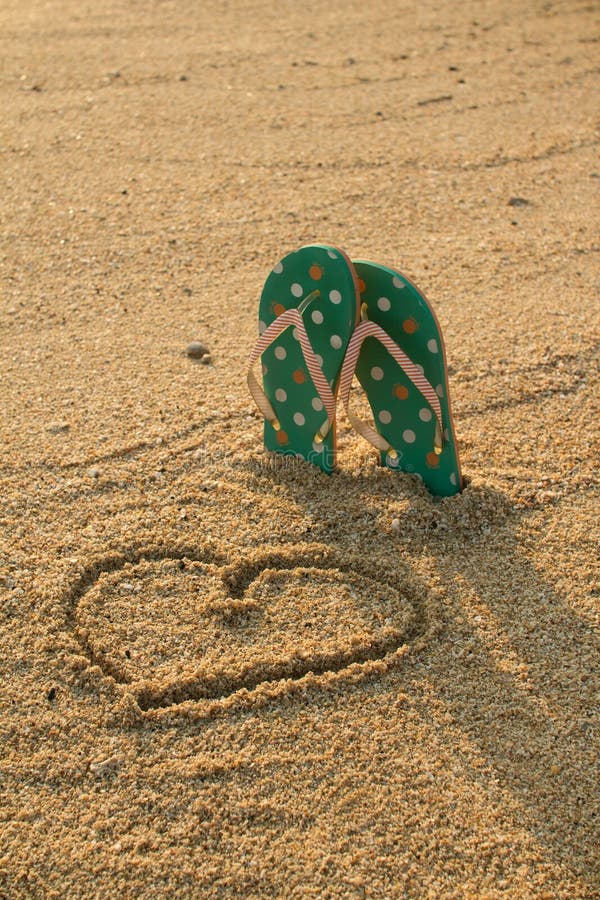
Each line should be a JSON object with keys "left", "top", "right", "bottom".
{"left": 1, "top": 0, "right": 599, "bottom": 895}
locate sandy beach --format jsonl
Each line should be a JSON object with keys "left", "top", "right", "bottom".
{"left": 1, "top": 0, "right": 599, "bottom": 895}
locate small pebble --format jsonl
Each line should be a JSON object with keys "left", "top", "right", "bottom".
{"left": 186, "top": 341, "right": 209, "bottom": 359}
{"left": 47, "top": 422, "right": 70, "bottom": 434}
{"left": 47, "top": 687, "right": 57, "bottom": 702}
{"left": 200, "top": 353, "right": 212, "bottom": 365}
{"left": 507, "top": 197, "right": 530, "bottom": 207}
{"left": 87, "top": 467, "right": 100, "bottom": 479}
{"left": 391, "top": 518, "right": 401, "bottom": 534}
{"left": 90, "top": 755, "right": 124, "bottom": 776}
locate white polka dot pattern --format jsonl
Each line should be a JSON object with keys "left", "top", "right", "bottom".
{"left": 247, "top": 308, "right": 338, "bottom": 429}
{"left": 249, "top": 246, "right": 366, "bottom": 477}
{"left": 338, "top": 320, "right": 444, "bottom": 460}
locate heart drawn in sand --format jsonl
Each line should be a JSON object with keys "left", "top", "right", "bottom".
{"left": 68, "top": 543, "right": 423, "bottom": 712}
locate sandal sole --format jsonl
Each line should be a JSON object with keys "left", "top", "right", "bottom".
{"left": 259, "top": 245, "right": 360, "bottom": 473}
{"left": 352, "top": 260, "right": 463, "bottom": 496}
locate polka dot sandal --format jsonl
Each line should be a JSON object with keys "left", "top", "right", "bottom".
{"left": 339, "top": 260, "right": 463, "bottom": 496}
{"left": 248, "top": 245, "right": 360, "bottom": 474}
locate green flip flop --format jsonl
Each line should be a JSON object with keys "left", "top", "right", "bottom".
{"left": 248, "top": 244, "right": 360, "bottom": 473}
{"left": 339, "top": 260, "right": 463, "bottom": 496}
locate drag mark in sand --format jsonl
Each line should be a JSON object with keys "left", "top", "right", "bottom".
{"left": 63, "top": 543, "right": 425, "bottom": 713}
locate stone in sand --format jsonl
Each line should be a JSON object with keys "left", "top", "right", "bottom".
{"left": 186, "top": 341, "right": 210, "bottom": 359}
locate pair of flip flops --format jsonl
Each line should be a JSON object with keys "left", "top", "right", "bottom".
{"left": 248, "top": 244, "right": 462, "bottom": 497}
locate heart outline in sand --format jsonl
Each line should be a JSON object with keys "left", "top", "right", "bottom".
{"left": 64, "top": 542, "right": 426, "bottom": 712}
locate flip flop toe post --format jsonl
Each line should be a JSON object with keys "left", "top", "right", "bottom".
{"left": 249, "top": 245, "right": 359, "bottom": 473}
{"left": 341, "top": 261, "right": 462, "bottom": 496}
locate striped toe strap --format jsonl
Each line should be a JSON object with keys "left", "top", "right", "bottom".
{"left": 339, "top": 320, "right": 444, "bottom": 457}
{"left": 248, "top": 308, "right": 336, "bottom": 442}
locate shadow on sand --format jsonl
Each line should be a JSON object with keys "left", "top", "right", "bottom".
{"left": 235, "top": 454, "right": 598, "bottom": 882}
